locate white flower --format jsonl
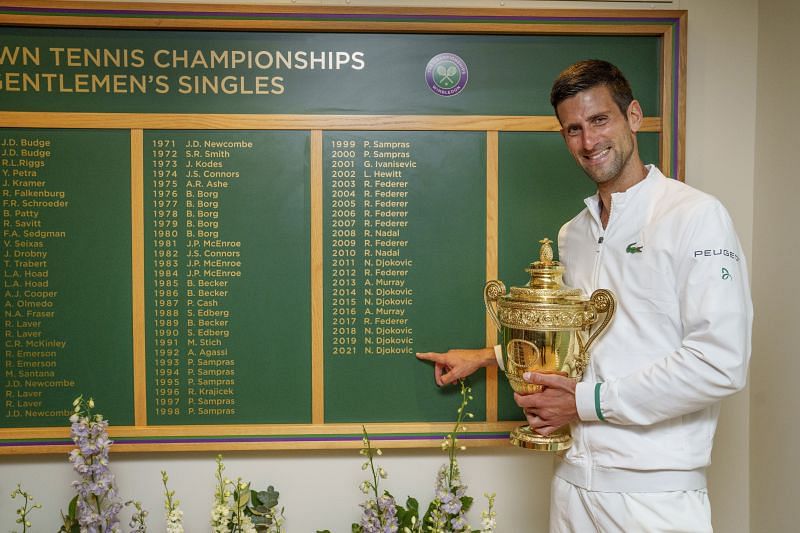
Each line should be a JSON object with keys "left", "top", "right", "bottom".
{"left": 240, "top": 515, "right": 258, "bottom": 533}
{"left": 166, "top": 508, "right": 184, "bottom": 533}
{"left": 210, "top": 502, "right": 232, "bottom": 525}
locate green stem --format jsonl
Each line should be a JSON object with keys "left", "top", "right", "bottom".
{"left": 448, "top": 380, "right": 468, "bottom": 487}
{"left": 215, "top": 457, "right": 226, "bottom": 506}
{"left": 21, "top": 491, "right": 30, "bottom": 533}
{"left": 91, "top": 469, "right": 104, "bottom": 519}
{"left": 162, "top": 472, "right": 176, "bottom": 513}
{"left": 364, "top": 431, "right": 381, "bottom": 501}
{"left": 235, "top": 479, "right": 246, "bottom": 533}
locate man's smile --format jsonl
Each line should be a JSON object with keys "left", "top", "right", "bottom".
{"left": 583, "top": 147, "right": 611, "bottom": 163}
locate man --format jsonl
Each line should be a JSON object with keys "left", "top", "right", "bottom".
{"left": 417, "top": 60, "right": 752, "bottom": 532}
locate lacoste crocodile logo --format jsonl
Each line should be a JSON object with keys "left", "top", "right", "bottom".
{"left": 626, "top": 242, "right": 643, "bottom": 254}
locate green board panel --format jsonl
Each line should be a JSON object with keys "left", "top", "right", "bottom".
{"left": 323, "top": 131, "right": 486, "bottom": 422}
{"left": 143, "top": 131, "right": 311, "bottom": 425}
{"left": 0, "top": 9, "right": 678, "bottom": 447}
{"left": 1, "top": 128, "right": 133, "bottom": 427}
{"left": 495, "top": 131, "right": 661, "bottom": 420}
{"left": 0, "top": 28, "right": 660, "bottom": 117}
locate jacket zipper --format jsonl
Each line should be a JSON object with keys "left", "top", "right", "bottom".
{"left": 583, "top": 222, "right": 607, "bottom": 490}
{"left": 588, "top": 187, "right": 619, "bottom": 487}
{"left": 593, "top": 235, "right": 604, "bottom": 289}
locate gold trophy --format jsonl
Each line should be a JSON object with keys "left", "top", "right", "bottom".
{"left": 484, "top": 238, "right": 616, "bottom": 451}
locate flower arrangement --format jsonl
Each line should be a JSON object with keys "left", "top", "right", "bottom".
{"left": 7, "top": 387, "right": 499, "bottom": 532}
{"left": 320, "top": 379, "right": 497, "bottom": 533}
{"left": 10, "top": 484, "right": 42, "bottom": 533}
{"left": 125, "top": 500, "right": 149, "bottom": 532}
{"left": 30, "top": 395, "right": 288, "bottom": 532}
{"left": 161, "top": 470, "right": 184, "bottom": 533}
{"left": 59, "top": 395, "right": 124, "bottom": 533}
{"left": 211, "top": 454, "right": 286, "bottom": 533}
{"left": 354, "top": 426, "right": 400, "bottom": 532}
{"left": 423, "top": 380, "right": 480, "bottom": 532}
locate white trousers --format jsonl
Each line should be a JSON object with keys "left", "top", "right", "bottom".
{"left": 549, "top": 476, "right": 713, "bottom": 533}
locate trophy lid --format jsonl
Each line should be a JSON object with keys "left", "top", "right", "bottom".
{"left": 505, "top": 238, "right": 583, "bottom": 304}
{"left": 484, "top": 237, "right": 615, "bottom": 335}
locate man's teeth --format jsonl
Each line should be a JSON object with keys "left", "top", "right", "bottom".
{"left": 587, "top": 148, "right": 609, "bottom": 160}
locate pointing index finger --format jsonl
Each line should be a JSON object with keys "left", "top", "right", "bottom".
{"left": 416, "top": 351, "right": 442, "bottom": 362}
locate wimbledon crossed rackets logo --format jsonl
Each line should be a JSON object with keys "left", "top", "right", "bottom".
{"left": 425, "top": 53, "right": 469, "bottom": 97}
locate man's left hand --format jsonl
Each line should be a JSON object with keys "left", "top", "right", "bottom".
{"left": 514, "top": 372, "right": 579, "bottom": 436}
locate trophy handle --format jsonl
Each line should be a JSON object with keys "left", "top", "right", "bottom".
{"left": 582, "top": 289, "right": 616, "bottom": 353}
{"left": 483, "top": 280, "right": 506, "bottom": 332}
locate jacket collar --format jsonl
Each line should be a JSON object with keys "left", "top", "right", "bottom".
{"left": 583, "top": 165, "right": 662, "bottom": 226}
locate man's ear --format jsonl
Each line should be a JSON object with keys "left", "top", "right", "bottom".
{"left": 627, "top": 99, "right": 644, "bottom": 133}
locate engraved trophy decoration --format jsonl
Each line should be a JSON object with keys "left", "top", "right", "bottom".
{"left": 484, "top": 238, "right": 616, "bottom": 451}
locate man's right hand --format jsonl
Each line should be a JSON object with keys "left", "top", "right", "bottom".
{"left": 416, "top": 347, "right": 497, "bottom": 387}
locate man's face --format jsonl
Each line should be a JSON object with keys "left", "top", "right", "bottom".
{"left": 556, "top": 85, "right": 642, "bottom": 187}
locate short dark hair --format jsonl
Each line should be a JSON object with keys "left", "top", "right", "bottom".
{"left": 550, "top": 59, "right": 634, "bottom": 119}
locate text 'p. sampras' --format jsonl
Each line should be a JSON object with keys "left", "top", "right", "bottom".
{"left": 0, "top": 46, "right": 367, "bottom": 95}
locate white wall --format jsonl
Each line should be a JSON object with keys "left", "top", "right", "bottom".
{"left": 0, "top": 1, "right": 761, "bottom": 531}
{"left": 750, "top": 0, "right": 800, "bottom": 532}
{"left": 0, "top": 447, "right": 553, "bottom": 531}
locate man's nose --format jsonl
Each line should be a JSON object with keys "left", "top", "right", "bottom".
{"left": 581, "top": 129, "right": 600, "bottom": 151}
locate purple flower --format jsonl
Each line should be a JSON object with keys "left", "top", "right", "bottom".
{"left": 358, "top": 493, "right": 399, "bottom": 533}
{"left": 440, "top": 492, "right": 462, "bottom": 515}
{"left": 68, "top": 396, "right": 122, "bottom": 532}
{"left": 450, "top": 515, "right": 469, "bottom": 531}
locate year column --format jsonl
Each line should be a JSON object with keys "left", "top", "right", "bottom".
{"left": 328, "top": 138, "right": 359, "bottom": 356}
{"left": 149, "top": 139, "right": 183, "bottom": 418}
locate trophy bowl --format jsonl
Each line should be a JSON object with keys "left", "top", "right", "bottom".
{"left": 484, "top": 238, "right": 615, "bottom": 451}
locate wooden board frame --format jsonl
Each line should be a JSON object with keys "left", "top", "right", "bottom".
{"left": 0, "top": 1, "right": 686, "bottom": 454}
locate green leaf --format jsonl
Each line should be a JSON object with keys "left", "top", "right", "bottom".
{"left": 249, "top": 486, "right": 280, "bottom": 517}
{"left": 248, "top": 493, "right": 267, "bottom": 516}
{"left": 396, "top": 498, "right": 420, "bottom": 529}
{"left": 250, "top": 515, "right": 269, "bottom": 532}
{"left": 68, "top": 495, "right": 78, "bottom": 517}
{"left": 396, "top": 494, "right": 421, "bottom": 528}
{"left": 460, "top": 495, "right": 474, "bottom": 513}
{"left": 262, "top": 486, "right": 281, "bottom": 509}
{"left": 236, "top": 488, "right": 251, "bottom": 510}
{"left": 404, "top": 496, "right": 419, "bottom": 514}
{"left": 422, "top": 500, "right": 437, "bottom": 527}
{"left": 58, "top": 496, "right": 80, "bottom": 533}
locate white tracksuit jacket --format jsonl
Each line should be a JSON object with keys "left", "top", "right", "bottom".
{"left": 554, "top": 165, "right": 752, "bottom": 493}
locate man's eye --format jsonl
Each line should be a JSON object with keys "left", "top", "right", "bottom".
{"left": 567, "top": 127, "right": 580, "bottom": 136}
{"left": 593, "top": 116, "right": 608, "bottom": 126}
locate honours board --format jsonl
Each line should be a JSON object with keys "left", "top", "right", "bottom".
{"left": 1, "top": 129, "right": 134, "bottom": 427}
{"left": 322, "top": 131, "right": 487, "bottom": 423}
{"left": 0, "top": 2, "right": 686, "bottom": 452}
{"left": 143, "top": 130, "right": 311, "bottom": 425}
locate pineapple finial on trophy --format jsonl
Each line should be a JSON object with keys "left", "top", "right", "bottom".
{"left": 539, "top": 237, "right": 554, "bottom": 264}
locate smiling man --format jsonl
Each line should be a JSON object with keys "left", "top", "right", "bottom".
{"left": 554, "top": 63, "right": 646, "bottom": 225}
{"left": 417, "top": 60, "right": 753, "bottom": 532}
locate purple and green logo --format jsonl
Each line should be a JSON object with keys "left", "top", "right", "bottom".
{"left": 425, "top": 53, "right": 468, "bottom": 97}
